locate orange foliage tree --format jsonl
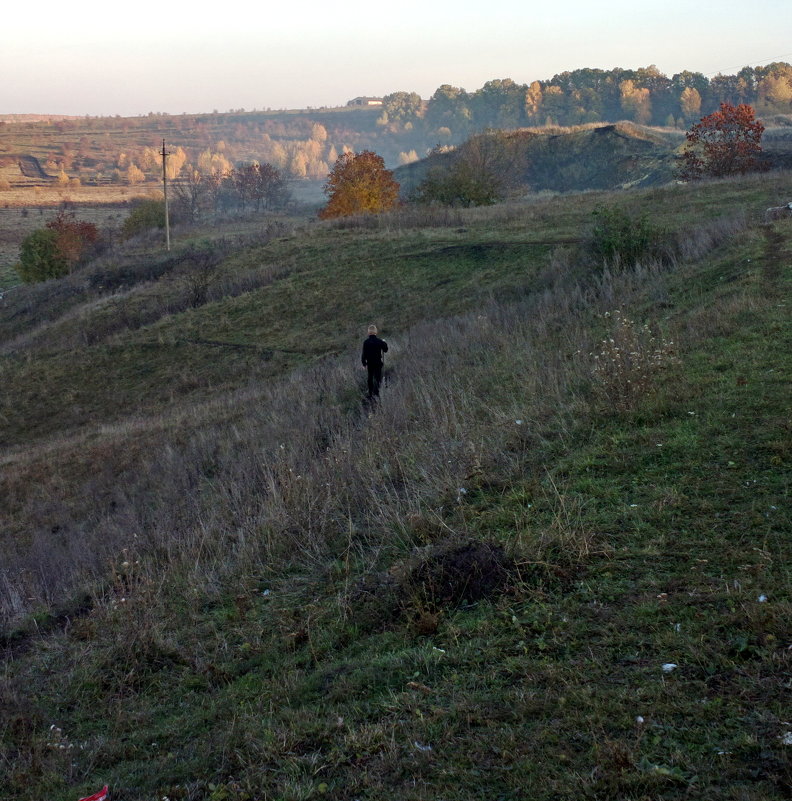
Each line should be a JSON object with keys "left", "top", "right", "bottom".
{"left": 319, "top": 151, "right": 400, "bottom": 219}
{"left": 680, "top": 103, "right": 765, "bottom": 180}
{"left": 47, "top": 209, "right": 99, "bottom": 265}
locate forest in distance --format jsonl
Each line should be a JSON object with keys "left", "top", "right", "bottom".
{"left": 1, "top": 61, "right": 792, "bottom": 186}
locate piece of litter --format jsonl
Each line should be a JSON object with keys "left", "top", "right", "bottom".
{"left": 629, "top": 504, "right": 639, "bottom": 508}
{"left": 515, "top": 419, "right": 523, "bottom": 425}
{"left": 758, "top": 594, "right": 768, "bottom": 603}
{"left": 78, "top": 787, "right": 109, "bottom": 801}
{"left": 781, "top": 732, "right": 792, "bottom": 746}
{"left": 414, "top": 741, "right": 432, "bottom": 752}
{"left": 636, "top": 716, "right": 645, "bottom": 724}
{"left": 432, "top": 647, "right": 446, "bottom": 653}
{"left": 261, "top": 589, "right": 271, "bottom": 597}
{"left": 662, "top": 663, "right": 678, "bottom": 673}
{"left": 673, "top": 623, "right": 682, "bottom": 632}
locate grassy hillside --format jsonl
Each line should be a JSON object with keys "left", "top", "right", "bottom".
{"left": 1, "top": 172, "right": 791, "bottom": 800}
{"left": 395, "top": 123, "right": 792, "bottom": 198}
{"left": 394, "top": 123, "right": 681, "bottom": 196}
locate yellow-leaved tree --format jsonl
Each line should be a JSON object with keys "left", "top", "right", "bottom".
{"left": 318, "top": 151, "right": 399, "bottom": 219}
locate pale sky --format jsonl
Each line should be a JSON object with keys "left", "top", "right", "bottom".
{"left": 2, "top": 0, "right": 790, "bottom": 116}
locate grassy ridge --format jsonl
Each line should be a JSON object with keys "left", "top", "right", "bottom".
{"left": 1, "top": 174, "right": 791, "bottom": 800}
{"left": 0, "top": 175, "right": 784, "bottom": 449}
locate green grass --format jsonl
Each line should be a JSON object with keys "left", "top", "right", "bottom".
{"left": 3, "top": 171, "right": 788, "bottom": 449}
{"left": 2, "top": 175, "right": 791, "bottom": 800}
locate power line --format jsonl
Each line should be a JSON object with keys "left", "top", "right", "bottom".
{"left": 702, "top": 50, "right": 792, "bottom": 77}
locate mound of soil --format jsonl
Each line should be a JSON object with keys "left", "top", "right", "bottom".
{"left": 348, "top": 537, "right": 513, "bottom": 630}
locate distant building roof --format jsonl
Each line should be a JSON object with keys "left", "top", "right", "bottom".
{"left": 347, "top": 97, "right": 384, "bottom": 107}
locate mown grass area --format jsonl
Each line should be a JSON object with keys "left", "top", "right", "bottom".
{"left": 1, "top": 175, "right": 790, "bottom": 801}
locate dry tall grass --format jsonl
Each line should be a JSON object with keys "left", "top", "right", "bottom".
{"left": 0, "top": 211, "right": 750, "bottom": 628}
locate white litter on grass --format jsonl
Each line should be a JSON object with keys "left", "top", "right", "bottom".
{"left": 515, "top": 419, "right": 523, "bottom": 425}
{"left": 636, "top": 716, "right": 645, "bottom": 724}
{"left": 662, "top": 663, "right": 678, "bottom": 673}
{"left": 781, "top": 732, "right": 792, "bottom": 746}
{"left": 432, "top": 647, "right": 446, "bottom": 654}
{"left": 414, "top": 741, "right": 433, "bottom": 752}
{"left": 261, "top": 589, "right": 271, "bottom": 597}
{"left": 758, "top": 594, "right": 768, "bottom": 603}
{"left": 673, "top": 623, "right": 682, "bottom": 632}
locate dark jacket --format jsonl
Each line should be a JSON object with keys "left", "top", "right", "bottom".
{"left": 362, "top": 335, "right": 388, "bottom": 367}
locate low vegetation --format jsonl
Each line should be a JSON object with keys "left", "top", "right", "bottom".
{"left": 16, "top": 209, "right": 100, "bottom": 282}
{"left": 0, "top": 168, "right": 790, "bottom": 800}
{"left": 586, "top": 205, "right": 668, "bottom": 268}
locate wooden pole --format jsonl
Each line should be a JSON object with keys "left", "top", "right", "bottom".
{"left": 160, "top": 138, "right": 171, "bottom": 251}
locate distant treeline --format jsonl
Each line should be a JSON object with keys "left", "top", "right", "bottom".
{"left": 1, "top": 63, "right": 790, "bottom": 181}
{"left": 421, "top": 63, "right": 792, "bottom": 138}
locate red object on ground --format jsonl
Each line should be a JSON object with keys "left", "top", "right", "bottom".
{"left": 78, "top": 786, "right": 108, "bottom": 801}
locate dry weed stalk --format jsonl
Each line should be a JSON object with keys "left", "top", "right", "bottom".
{"left": 591, "top": 310, "right": 678, "bottom": 412}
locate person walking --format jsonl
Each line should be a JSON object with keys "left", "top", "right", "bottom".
{"left": 361, "top": 324, "right": 388, "bottom": 398}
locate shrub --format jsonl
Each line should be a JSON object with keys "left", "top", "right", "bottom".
{"left": 121, "top": 197, "right": 166, "bottom": 240}
{"left": 17, "top": 210, "right": 99, "bottom": 283}
{"left": 17, "top": 228, "right": 67, "bottom": 282}
{"left": 587, "top": 206, "right": 665, "bottom": 268}
{"left": 413, "top": 160, "right": 502, "bottom": 207}
{"left": 590, "top": 310, "right": 678, "bottom": 412}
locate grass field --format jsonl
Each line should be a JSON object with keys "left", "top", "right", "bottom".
{"left": 1, "top": 170, "right": 790, "bottom": 800}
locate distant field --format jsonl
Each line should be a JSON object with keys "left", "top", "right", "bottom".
{"left": 0, "top": 184, "right": 137, "bottom": 207}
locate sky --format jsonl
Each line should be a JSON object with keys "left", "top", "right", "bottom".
{"left": 2, "top": 0, "right": 791, "bottom": 116}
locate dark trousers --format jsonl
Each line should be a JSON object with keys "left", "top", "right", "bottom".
{"left": 367, "top": 364, "right": 383, "bottom": 397}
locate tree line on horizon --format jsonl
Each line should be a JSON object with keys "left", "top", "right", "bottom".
{"left": 418, "top": 62, "right": 792, "bottom": 139}
{"left": 1, "top": 62, "right": 790, "bottom": 190}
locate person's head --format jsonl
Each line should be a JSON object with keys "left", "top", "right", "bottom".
{"left": 367, "top": 324, "right": 378, "bottom": 335}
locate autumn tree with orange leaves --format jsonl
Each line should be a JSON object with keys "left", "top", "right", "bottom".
{"left": 680, "top": 103, "right": 765, "bottom": 180}
{"left": 319, "top": 151, "right": 399, "bottom": 219}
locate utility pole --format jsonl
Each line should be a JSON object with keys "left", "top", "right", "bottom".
{"left": 160, "top": 138, "right": 171, "bottom": 251}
